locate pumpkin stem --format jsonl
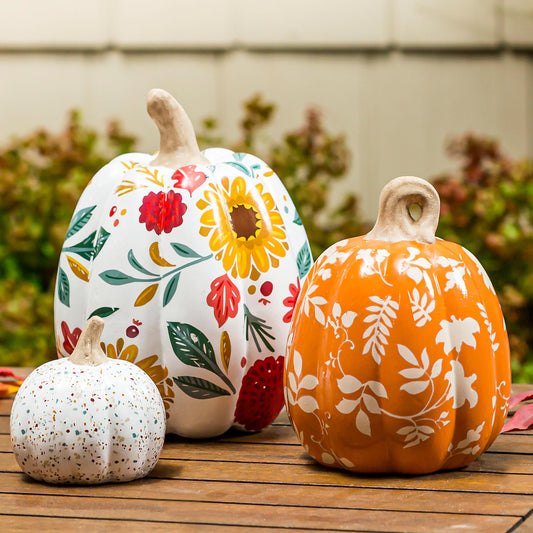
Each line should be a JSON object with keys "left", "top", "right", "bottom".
{"left": 147, "top": 88, "right": 210, "bottom": 169}
{"left": 365, "top": 176, "right": 440, "bottom": 244}
{"left": 68, "top": 317, "right": 108, "bottom": 366}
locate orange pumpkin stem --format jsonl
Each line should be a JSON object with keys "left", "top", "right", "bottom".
{"left": 68, "top": 316, "right": 108, "bottom": 366}
{"left": 146, "top": 88, "right": 210, "bottom": 169}
{"left": 365, "top": 176, "right": 440, "bottom": 244}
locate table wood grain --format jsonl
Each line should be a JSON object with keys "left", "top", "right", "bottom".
{"left": 1, "top": 371, "right": 531, "bottom": 532}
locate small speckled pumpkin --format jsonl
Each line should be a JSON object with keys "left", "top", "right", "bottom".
{"left": 285, "top": 176, "right": 511, "bottom": 474}
{"left": 10, "top": 317, "right": 165, "bottom": 484}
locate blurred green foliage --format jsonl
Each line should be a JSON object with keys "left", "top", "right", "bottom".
{"left": 0, "top": 112, "right": 136, "bottom": 366}
{"left": 433, "top": 134, "right": 533, "bottom": 382}
{"left": 0, "top": 98, "right": 531, "bottom": 382}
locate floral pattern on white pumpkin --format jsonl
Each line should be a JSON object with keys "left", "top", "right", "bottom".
{"left": 55, "top": 148, "right": 312, "bottom": 438}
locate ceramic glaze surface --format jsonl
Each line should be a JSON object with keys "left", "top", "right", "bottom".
{"left": 10, "top": 357, "right": 165, "bottom": 484}
{"left": 285, "top": 177, "right": 511, "bottom": 474}
{"left": 54, "top": 147, "right": 311, "bottom": 437}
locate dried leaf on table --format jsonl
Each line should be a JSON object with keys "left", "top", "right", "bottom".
{"left": 501, "top": 389, "right": 533, "bottom": 432}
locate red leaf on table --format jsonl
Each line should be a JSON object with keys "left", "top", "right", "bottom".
{"left": 501, "top": 403, "right": 533, "bottom": 432}
{"left": 508, "top": 389, "right": 533, "bottom": 410}
{"left": 206, "top": 274, "right": 241, "bottom": 328}
{"left": 171, "top": 165, "right": 206, "bottom": 196}
{"left": 0, "top": 368, "right": 23, "bottom": 381}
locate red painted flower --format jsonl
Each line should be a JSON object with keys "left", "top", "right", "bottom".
{"left": 282, "top": 278, "right": 301, "bottom": 323}
{"left": 61, "top": 321, "right": 82, "bottom": 355}
{"left": 139, "top": 190, "right": 187, "bottom": 235}
{"left": 234, "top": 355, "right": 285, "bottom": 431}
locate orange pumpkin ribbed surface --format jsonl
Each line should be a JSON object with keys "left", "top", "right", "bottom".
{"left": 284, "top": 176, "right": 511, "bottom": 474}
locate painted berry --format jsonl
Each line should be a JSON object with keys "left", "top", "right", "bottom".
{"left": 260, "top": 281, "right": 273, "bottom": 297}
{"left": 234, "top": 355, "right": 285, "bottom": 431}
{"left": 126, "top": 325, "right": 139, "bottom": 338}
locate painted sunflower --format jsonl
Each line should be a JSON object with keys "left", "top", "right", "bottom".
{"left": 101, "top": 337, "right": 175, "bottom": 417}
{"left": 196, "top": 176, "right": 288, "bottom": 280}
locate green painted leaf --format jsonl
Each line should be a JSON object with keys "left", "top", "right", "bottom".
{"left": 88, "top": 307, "right": 119, "bottom": 319}
{"left": 94, "top": 227, "right": 111, "bottom": 258}
{"left": 57, "top": 268, "right": 70, "bottom": 307}
{"left": 167, "top": 321, "right": 236, "bottom": 393}
{"left": 168, "top": 322, "right": 217, "bottom": 369}
{"left": 173, "top": 376, "right": 231, "bottom": 399}
{"left": 99, "top": 270, "right": 145, "bottom": 285}
{"left": 297, "top": 243, "right": 313, "bottom": 279}
{"left": 163, "top": 272, "right": 180, "bottom": 307}
{"left": 62, "top": 231, "right": 97, "bottom": 260}
{"left": 243, "top": 305, "right": 275, "bottom": 353}
{"left": 233, "top": 152, "right": 246, "bottom": 162}
{"left": 66, "top": 205, "right": 95, "bottom": 239}
{"left": 170, "top": 243, "right": 202, "bottom": 259}
{"left": 128, "top": 249, "right": 157, "bottom": 276}
{"left": 293, "top": 210, "right": 302, "bottom": 226}
{"left": 225, "top": 161, "right": 252, "bottom": 177}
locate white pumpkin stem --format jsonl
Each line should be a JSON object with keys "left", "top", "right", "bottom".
{"left": 365, "top": 176, "right": 440, "bottom": 244}
{"left": 69, "top": 316, "right": 108, "bottom": 366}
{"left": 147, "top": 88, "right": 210, "bottom": 169}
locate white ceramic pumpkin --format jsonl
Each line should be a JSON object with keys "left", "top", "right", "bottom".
{"left": 10, "top": 317, "right": 165, "bottom": 484}
{"left": 54, "top": 89, "right": 311, "bottom": 438}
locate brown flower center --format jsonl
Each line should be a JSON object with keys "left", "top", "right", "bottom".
{"left": 230, "top": 204, "right": 260, "bottom": 240}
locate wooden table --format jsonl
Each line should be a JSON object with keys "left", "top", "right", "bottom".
{"left": 1, "top": 375, "right": 532, "bottom": 532}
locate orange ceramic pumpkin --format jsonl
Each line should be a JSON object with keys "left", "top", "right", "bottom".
{"left": 284, "top": 176, "right": 511, "bottom": 474}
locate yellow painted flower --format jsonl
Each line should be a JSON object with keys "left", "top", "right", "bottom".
{"left": 196, "top": 176, "right": 288, "bottom": 280}
{"left": 102, "top": 338, "right": 175, "bottom": 416}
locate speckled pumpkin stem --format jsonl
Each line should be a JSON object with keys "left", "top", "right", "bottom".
{"left": 69, "top": 316, "right": 108, "bottom": 366}
{"left": 147, "top": 88, "right": 210, "bottom": 169}
{"left": 365, "top": 176, "right": 440, "bottom": 244}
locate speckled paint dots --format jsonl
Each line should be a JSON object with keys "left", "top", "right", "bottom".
{"left": 10, "top": 317, "right": 166, "bottom": 484}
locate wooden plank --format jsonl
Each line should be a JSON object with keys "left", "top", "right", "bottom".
{"left": 0, "top": 493, "right": 519, "bottom": 532}
{"left": 3, "top": 432, "right": 533, "bottom": 475}
{"left": 0, "top": 514, "right": 281, "bottom": 533}
{"left": 5, "top": 428, "right": 533, "bottom": 456}
{"left": 3, "top": 435, "right": 532, "bottom": 475}
{"left": 1, "top": 416, "right": 10, "bottom": 434}
{"left": 2, "top": 452, "right": 533, "bottom": 494}
{"left": 515, "top": 512, "right": 533, "bottom": 532}
{"left": 489, "top": 434, "right": 533, "bottom": 453}
{"left": 1, "top": 472, "right": 533, "bottom": 517}
{"left": 0, "top": 399, "right": 13, "bottom": 415}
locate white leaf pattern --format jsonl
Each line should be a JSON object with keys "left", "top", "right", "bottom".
{"left": 400, "top": 380, "right": 430, "bottom": 395}
{"left": 356, "top": 409, "right": 371, "bottom": 436}
{"left": 298, "top": 395, "right": 319, "bottom": 413}
{"left": 293, "top": 351, "right": 302, "bottom": 378}
{"left": 436, "top": 316, "right": 480, "bottom": 355}
{"left": 409, "top": 288, "right": 436, "bottom": 327}
{"left": 299, "top": 375, "right": 319, "bottom": 390}
{"left": 362, "top": 296, "right": 399, "bottom": 364}
{"left": 336, "top": 398, "right": 359, "bottom": 414}
{"left": 337, "top": 375, "right": 363, "bottom": 394}
{"left": 444, "top": 360, "right": 478, "bottom": 408}
{"left": 398, "top": 344, "right": 419, "bottom": 366}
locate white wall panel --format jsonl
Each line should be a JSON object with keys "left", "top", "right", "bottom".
{"left": 0, "top": 1, "right": 109, "bottom": 49}
{"left": 393, "top": 0, "right": 500, "bottom": 48}
{"left": 235, "top": 0, "right": 390, "bottom": 48}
